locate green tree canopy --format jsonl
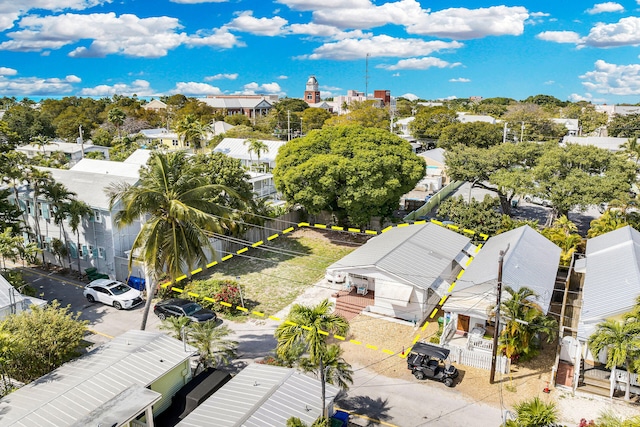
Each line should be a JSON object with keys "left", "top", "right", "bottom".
{"left": 438, "top": 121, "right": 504, "bottom": 150}
{"left": 0, "top": 301, "right": 87, "bottom": 383}
{"left": 608, "top": 113, "right": 640, "bottom": 138}
{"left": 301, "top": 108, "right": 332, "bottom": 133}
{"left": 502, "top": 103, "right": 566, "bottom": 142}
{"left": 409, "top": 106, "right": 458, "bottom": 140}
{"left": 274, "top": 125, "right": 425, "bottom": 226}
{"left": 437, "top": 195, "right": 503, "bottom": 236}
{"left": 324, "top": 101, "right": 390, "bottom": 130}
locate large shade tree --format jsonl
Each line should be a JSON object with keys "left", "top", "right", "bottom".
{"left": 274, "top": 125, "right": 425, "bottom": 226}
{"left": 107, "top": 151, "right": 235, "bottom": 330}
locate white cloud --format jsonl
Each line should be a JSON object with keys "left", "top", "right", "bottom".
{"left": 319, "top": 90, "right": 334, "bottom": 98}
{"left": 449, "top": 77, "right": 470, "bottom": 82}
{"left": 392, "top": 72, "right": 400, "bottom": 77}
{"left": 406, "top": 6, "right": 530, "bottom": 39}
{"left": 275, "top": 0, "right": 371, "bottom": 11}
{"left": 312, "top": 0, "right": 424, "bottom": 31}
{"left": 585, "top": 2, "right": 624, "bottom": 14}
{"left": 287, "top": 22, "right": 344, "bottom": 38}
{"left": 65, "top": 75, "right": 81, "bottom": 83}
{"left": 0, "top": 74, "right": 80, "bottom": 96}
{"left": 170, "top": 0, "right": 227, "bottom": 3}
{"left": 227, "top": 11, "right": 288, "bottom": 36}
{"left": 204, "top": 73, "right": 238, "bottom": 81}
{"left": 536, "top": 31, "right": 582, "bottom": 43}
{"left": 379, "top": 57, "right": 461, "bottom": 70}
{"left": 400, "top": 93, "right": 419, "bottom": 100}
{"left": 0, "top": 0, "right": 110, "bottom": 32}
{"left": 277, "top": 75, "right": 288, "bottom": 79}
{"left": 300, "top": 35, "right": 463, "bottom": 60}
{"left": 544, "top": 80, "right": 555, "bottom": 85}
{"left": 240, "top": 82, "right": 283, "bottom": 95}
{"left": 170, "top": 82, "right": 223, "bottom": 95}
{"left": 0, "top": 12, "right": 242, "bottom": 57}
{"left": 580, "top": 60, "right": 640, "bottom": 95}
{"left": 568, "top": 93, "right": 591, "bottom": 102}
{"left": 0, "top": 67, "right": 17, "bottom": 76}
{"left": 80, "top": 79, "right": 154, "bottom": 96}
{"left": 582, "top": 16, "right": 640, "bottom": 47}
{"left": 320, "top": 84, "right": 341, "bottom": 91}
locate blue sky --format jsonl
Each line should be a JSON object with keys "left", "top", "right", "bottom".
{"left": 2, "top": 1, "right": 640, "bottom": 104}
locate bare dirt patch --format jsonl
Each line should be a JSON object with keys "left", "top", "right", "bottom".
{"left": 339, "top": 315, "right": 571, "bottom": 416}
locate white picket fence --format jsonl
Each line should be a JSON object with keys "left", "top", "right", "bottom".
{"left": 468, "top": 337, "right": 493, "bottom": 352}
{"left": 613, "top": 368, "right": 640, "bottom": 393}
{"left": 446, "top": 344, "right": 510, "bottom": 374}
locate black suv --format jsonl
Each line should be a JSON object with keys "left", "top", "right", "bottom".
{"left": 407, "top": 342, "right": 458, "bottom": 387}
{"left": 154, "top": 298, "right": 217, "bottom": 323}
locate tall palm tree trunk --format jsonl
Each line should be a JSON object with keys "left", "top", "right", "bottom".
{"left": 139, "top": 281, "right": 156, "bottom": 330}
{"left": 319, "top": 358, "right": 326, "bottom": 419}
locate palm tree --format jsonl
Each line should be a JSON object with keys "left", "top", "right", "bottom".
{"left": 108, "top": 107, "right": 126, "bottom": 139}
{"left": 158, "top": 316, "right": 191, "bottom": 340}
{"left": 490, "top": 286, "right": 558, "bottom": 361}
{"left": 541, "top": 215, "right": 583, "bottom": 266}
{"left": 620, "top": 137, "right": 640, "bottom": 165}
{"left": 299, "top": 344, "right": 353, "bottom": 391}
{"left": 174, "top": 114, "right": 211, "bottom": 151}
{"left": 68, "top": 199, "right": 93, "bottom": 274}
{"left": 187, "top": 322, "right": 237, "bottom": 374}
{"left": 588, "top": 318, "right": 640, "bottom": 401}
{"left": 30, "top": 135, "right": 52, "bottom": 154}
{"left": 41, "top": 181, "right": 76, "bottom": 269}
{"left": 24, "top": 167, "right": 53, "bottom": 265}
{"left": 275, "top": 299, "right": 350, "bottom": 416}
{"left": 505, "top": 396, "right": 558, "bottom": 427}
{"left": 587, "top": 209, "right": 628, "bottom": 238}
{"left": 106, "top": 151, "right": 235, "bottom": 330}
{"left": 596, "top": 409, "right": 640, "bottom": 427}
{"left": 0, "top": 151, "right": 30, "bottom": 231}
{"left": 243, "top": 138, "right": 269, "bottom": 171}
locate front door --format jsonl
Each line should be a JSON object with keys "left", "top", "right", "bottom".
{"left": 457, "top": 315, "right": 470, "bottom": 333}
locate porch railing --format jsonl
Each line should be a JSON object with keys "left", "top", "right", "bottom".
{"left": 445, "top": 344, "right": 510, "bottom": 374}
{"left": 467, "top": 337, "right": 493, "bottom": 352}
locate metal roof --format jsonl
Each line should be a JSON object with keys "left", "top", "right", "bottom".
{"left": 198, "top": 97, "right": 273, "bottom": 110}
{"left": 419, "top": 148, "right": 445, "bottom": 164}
{"left": 70, "top": 158, "right": 143, "bottom": 178}
{"left": 38, "top": 167, "right": 139, "bottom": 210}
{"left": 449, "top": 226, "right": 561, "bottom": 314}
{"left": 579, "top": 226, "right": 640, "bottom": 339}
{"left": 326, "top": 223, "right": 471, "bottom": 290}
{"left": 177, "top": 364, "right": 339, "bottom": 427}
{"left": 0, "top": 330, "right": 196, "bottom": 427}
{"left": 214, "top": 138, "right": 286, "bottom": 164}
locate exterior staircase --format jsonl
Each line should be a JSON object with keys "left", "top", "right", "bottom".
{"left": 578, "top": 360, "right": 614, "bottom": 398}
{"left": 333, "top": 289, "right": 374, "bottom": 321}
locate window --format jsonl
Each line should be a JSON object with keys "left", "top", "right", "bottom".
{"left": 38, "top": 202, "right": 43, "bottom": 217}
{"left": 93, "top": 210, "right": 102, "bottom": 223}
{"left": 26, "top": 200, "right": 33, "bottom": 215}
{"left": 98, "top": 247, "right": 105, "bottom": 259}
{"left": 172, "top": 139, "right": 178, "bottom": 146}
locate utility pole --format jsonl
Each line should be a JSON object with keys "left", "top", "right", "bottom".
{"left": 78, "top": 125, "right": 84, "bottom": 158}
{"left": 490, "top": 244, "right": 510, "bottom": 384}
{"left": 287, "top": 110, "right": 291, "bottom": 141}
{"left": 365, "top": 53, "right": 370, "bottom": 99}
{"left": 520, "top": 122, "right": 525, "bottom": 142}
{"left": 502, "top": 122, "right": 508, "bottom": 143}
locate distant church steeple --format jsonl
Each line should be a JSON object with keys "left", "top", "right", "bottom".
{"left": 304, "top": 75, "right": 321, "bottom": 104}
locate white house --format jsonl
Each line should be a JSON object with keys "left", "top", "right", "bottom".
{"left": 177, "top": 364, "right": 340, "bottom": 427}
{"left": 562, "top": 136, "right": 627, "bottom": 152}
{"left": 456, "top": 112, "right": 497, "bottom": 124}
{"left": 0, "top": 330, "right": 196, "bottom": 427}
{"left": 417, "top": 148, "right": 447, "bottom": 191}
{"left": 17, "top": 140, "right": 110, "bottom": 165}
{"left": 442, "top": 225, "right": 561, "bottom": 343}
{"left": 0, "top": 274, "right": 47, "bottom": 321}
{"left": 15, "top": 164, "right": 142, "bottom": 281}
{"left": 552, "top": 118, "right": 580, "bottom": 136}
{"left": 326, "top": 223, "right": 476, "bottom": 323}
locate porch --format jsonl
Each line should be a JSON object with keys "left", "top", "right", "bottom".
{"left": 333, "top": 288, "right": 375, "bottom": 321}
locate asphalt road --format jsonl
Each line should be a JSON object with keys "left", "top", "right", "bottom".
{"left": 18, "top": 267, "right": 504, "bottom": 427}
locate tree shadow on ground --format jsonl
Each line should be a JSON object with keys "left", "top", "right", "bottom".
{"left": 336, "top": 393, "right": 393, "bottom": 426}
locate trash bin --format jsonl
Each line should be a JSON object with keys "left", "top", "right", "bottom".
{"left": 127, "top": 276, "right": 146, "bottom": 291}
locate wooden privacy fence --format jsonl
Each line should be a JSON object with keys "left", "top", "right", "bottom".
{"left": 445, "top": 345, "right": 510, "bottom": 375}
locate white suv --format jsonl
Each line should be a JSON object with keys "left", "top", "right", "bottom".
{"left": 83, "top": 279, "right": 143, "bottom": 310}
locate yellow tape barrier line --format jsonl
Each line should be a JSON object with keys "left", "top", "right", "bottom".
{"left": 365, "top": 230, "right": 378, "bottom": 235}
{"left": 175, "top": 274, "right": 188, "bottom": 282}
{"left": 397, "top": 223, "right": 409, "bottom": 228}
{"left": 331, "top": 225, "right": 344, "bottom": 231}
{"left": 447, "top": 282, "right": 456, "bottom": 293}
{"left": 206, "top": 260, "right": 218, "bottom": 268}
{"left": 348, "top": 227, "right": 361, "bottom": 233}
{"left": 252, "top": 310, "right": 265, "bottom": 317}
{"left": 191, "top": 267, "right": 202, "bottom": 275}
{"left": 334, "top": 334, "right": 346, "bottom": 341}
{"left": 267, "top": 234, "right": 279, "bottom": 241}
{"left": 349, "top": 339, "right": 362, "bottom": 345}
{"left": 412, "top": 335, "right": 420, "bottom": 344}
{"left": 282, "top": 227, "right": 295, "bottom": 234}
{"left": 221, "top": 254, "right": 233, "bottom": 261}
{"left": 298, "top": 222, "right": 310, "bottom": 227}
{"left": 421, "top": 321, "right": 429, "bottom": 331}
{"left": 381, "top": 226, "right": 393, "bottom": 233}
{"left": 237, "top": 247, "right": 248, "bottom": 255}
{"left": 269, "top": 316, "right": 281, "bottom": 321}
{"left": 314, "top": 224, "right": 327, "bottom": 229}
{"left": 252, "top": 240, "right": 264, "bottom": 247}
{"left": 366, "top": 344, "right": 379, "bottom": 350}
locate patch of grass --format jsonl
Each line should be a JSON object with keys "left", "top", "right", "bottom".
{"left": 197, "top": 229, "right": 358, "bottom": 320}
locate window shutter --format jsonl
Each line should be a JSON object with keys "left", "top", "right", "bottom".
{"left": 69, "top": 242, "right": 77, "bottom": 258}
{"left": 42, "top": 203, "right": 50, "bottom": 220}
{"left": 92, "top": 247, "right": 98, "bottom": 259}
{"left": 82, "top": 245, "right": 88, "bottom": 259}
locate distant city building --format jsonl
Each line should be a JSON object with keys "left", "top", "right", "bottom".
{"left": 304, "top": 75, "right": 321, "bottom": 104}
{"left": 595, "top": 104, "right": 640, "bottom": 119}
{"left": 198, "top": 95, "right": 275, "bottom": 123}
{"left": 330, "top": 89, "right": 395, "bottom": 115}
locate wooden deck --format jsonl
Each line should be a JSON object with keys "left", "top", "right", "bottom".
{"left": 333, "top": 289, "right": 374, "bottom": 321}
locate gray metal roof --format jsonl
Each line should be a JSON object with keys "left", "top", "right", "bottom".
{"left": 451, "top": 225, "right": 561, "bottom": 314}
{"left": 38, "top": 167, "right": 139, "bottom": 210}
{"left": 198, "top": 97, "right": 273, "bottom": 110}
{"left": 326, "top": 223, "right": 471, "bottom": 290}
{"left": 0, "top": 330, "right": 196, "bottom": 427}
{"left": 214, "top": 138, "right": 285, "bottom": 164}
{"left": 579, "top": 226, "right": 640, "bottom": 339}
{"left": 419, "top": 148, "right": 445, "bottom": 164}
{"left": 178, "top": 364, "right": 339, "bottom": 427}
{"left": 70, "top": 158, "right": 143, "bottom": 178}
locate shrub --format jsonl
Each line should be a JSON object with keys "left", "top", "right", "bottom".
{"left": 183, "top": 278, "right": 244, "bottom": 314}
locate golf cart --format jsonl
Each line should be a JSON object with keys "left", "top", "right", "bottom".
{"left": 407, "top": 342, "right": 458, "bottom": 387}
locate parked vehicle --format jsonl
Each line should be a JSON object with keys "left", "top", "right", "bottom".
{"left": 407, "top": 342, "right": 458, "bottom": 387}
{"left": 153, "top": 298, "right": 217, "bottom": 323}
{"left": 83, "top": 279, "right": 143, "bottom": 310}
{"left": 523, "top": 195, "right": 551, "bottom": 207}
